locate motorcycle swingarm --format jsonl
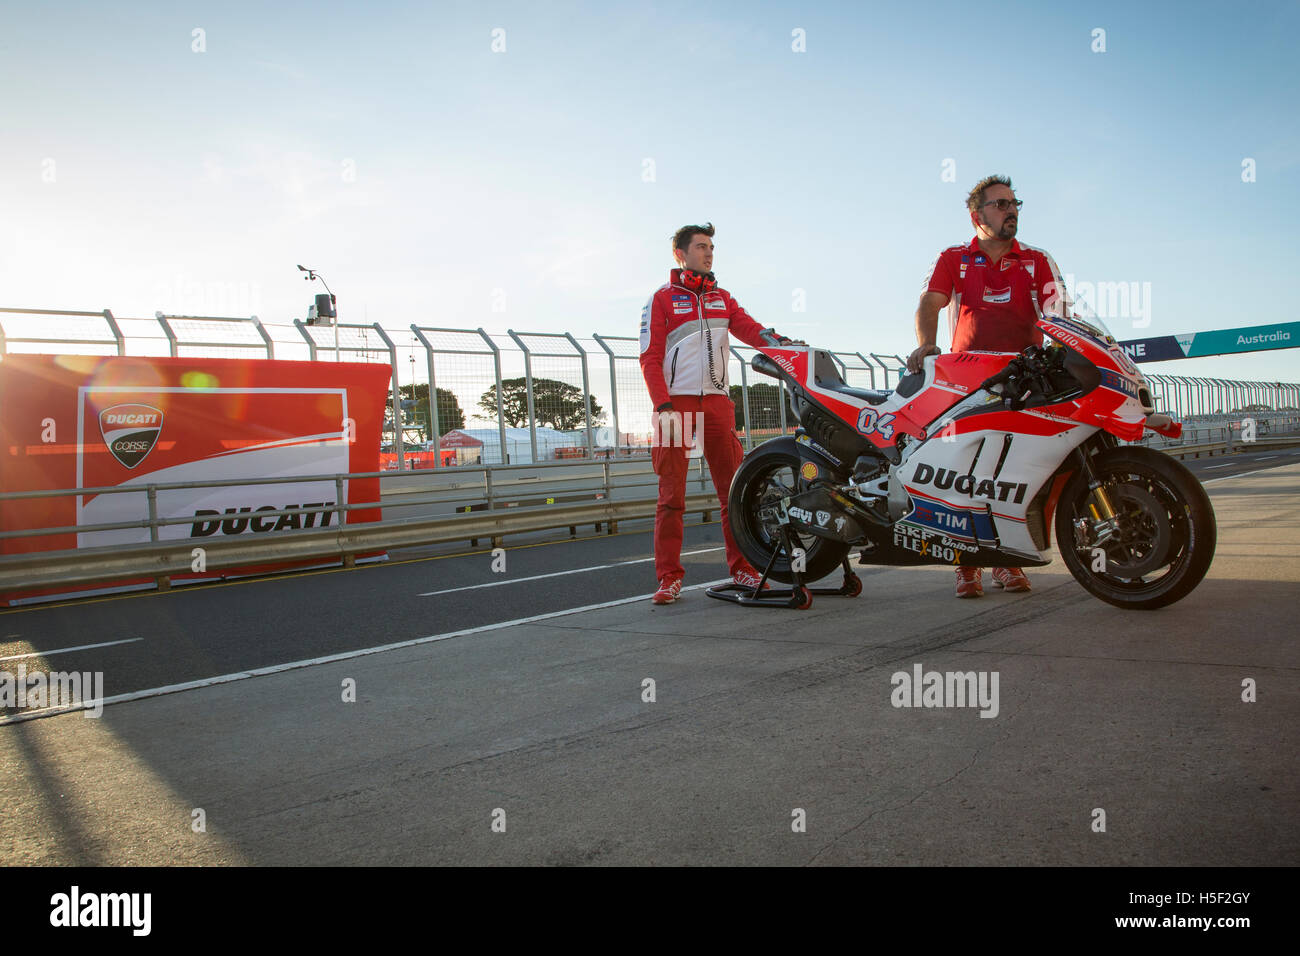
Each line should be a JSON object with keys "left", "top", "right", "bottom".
{"left": 758, "top": 485, "right": 871, "bottom": 544}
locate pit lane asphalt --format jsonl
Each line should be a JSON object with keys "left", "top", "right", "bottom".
{"left": 1, "top": 448, "right": 1296, "bottom": 866}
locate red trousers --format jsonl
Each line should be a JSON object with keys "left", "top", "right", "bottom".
{"left": 651, "top": 394, "right": 749, "bottom": 581}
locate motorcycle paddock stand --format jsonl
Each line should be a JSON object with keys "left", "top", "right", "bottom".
{"left": 706, "top": 526, "right": 863, "bottom": 610}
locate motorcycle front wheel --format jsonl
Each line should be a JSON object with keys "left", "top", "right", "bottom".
{"left": 727, "top": 442, "right": 849, "bottom": 585}
{"left": 1054, "top": 446, "right": 1216, "bottom": 610}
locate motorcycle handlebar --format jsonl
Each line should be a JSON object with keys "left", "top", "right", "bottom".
{"left": 978, "top": 363, "right": 1019, "bottom": 393}
{"left": 978, "top": 346, "right": 1048, "bottom": 393}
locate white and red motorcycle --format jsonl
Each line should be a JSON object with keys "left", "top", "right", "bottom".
{"left": 715, "top": 315, "right": 1216, "bottom": 610}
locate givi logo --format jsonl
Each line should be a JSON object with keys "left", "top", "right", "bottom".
{"left": 98, "top": 403, "right": 164, "bottom": 469}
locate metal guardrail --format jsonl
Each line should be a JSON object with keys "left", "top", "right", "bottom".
{"left": 1160, "top": 435, "right": 1300, "bottom": 459}
{"left": 0, "top": 493, "right": 720, "bottom": 595}
{"left": 1128, "top": 412, "right": 1300, "bottom": 451}
{"left": 0, "top": 454, "right": 727, "bottom": 545}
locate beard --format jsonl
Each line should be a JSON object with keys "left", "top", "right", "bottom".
{"left": 997, "top": 219, "right": 1018, "bottom": 240}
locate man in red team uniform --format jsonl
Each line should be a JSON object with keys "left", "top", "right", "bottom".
{"left": 908, "top": 175, "right": 1071, "bottom": 599}
{"left": 639, "top": 223, "right": 799, "bottom": 604}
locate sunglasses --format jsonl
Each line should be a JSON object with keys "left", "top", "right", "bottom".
{"left": 981, "top": 199, "right": 1023, "bottom": 212}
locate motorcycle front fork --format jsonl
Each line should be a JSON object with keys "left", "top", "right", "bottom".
{"left": 1073, "top": 448, "right": 1122, "bottom": 548}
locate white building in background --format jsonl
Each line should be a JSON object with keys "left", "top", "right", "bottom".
{"left": 437, "top": 426, "right": 593, "bottom": 465}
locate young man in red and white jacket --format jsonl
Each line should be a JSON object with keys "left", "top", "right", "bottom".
{"left": 639, "top": 222, "right": 800, "bottom": 604}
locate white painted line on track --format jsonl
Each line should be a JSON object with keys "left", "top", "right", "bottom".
{"left": 1203, "top": 465, "right": 1295, "bottom": 485}
{"left": 0, "top": 580, "right": 731, "bottom": 725}
{"left": 0, "top": 638, "right": 142, "bottom": 663}
{"left": 1203, "top": 463, "right": 1235, "bottom": 469}
{"left": 418, "top": 547, "right": 725, "bottom": 596}
{"left": 1255, "top": 456, "right": 1279, "bottom": 460}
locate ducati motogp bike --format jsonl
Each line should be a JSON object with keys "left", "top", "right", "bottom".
{"left": 717, "top": 314, "right": 1216, "bottom": 610}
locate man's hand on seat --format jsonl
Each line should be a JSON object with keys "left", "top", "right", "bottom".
{"left": 906, "top": 343, "right": 941, "bottom": 373}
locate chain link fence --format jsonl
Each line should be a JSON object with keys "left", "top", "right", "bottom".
{"left": 3, "top": 306, "right": 1298, "bottom": 468}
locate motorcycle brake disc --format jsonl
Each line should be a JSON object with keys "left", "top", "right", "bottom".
{"left": 1102, "top": 482, "right": 1173, "bottom": 578}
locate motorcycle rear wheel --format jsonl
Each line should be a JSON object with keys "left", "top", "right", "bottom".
{"left": 728, "top": 443, "right": 850, "bottom": 585}
{"left": 1055, "top": 446, "right": 1216, "bottom": 610}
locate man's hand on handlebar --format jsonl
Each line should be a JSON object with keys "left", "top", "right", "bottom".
{"left": 760, "top": 327, "right": 806, "bottom": 347}
{"left": 906, "top": 343, "right": 941, "bottom": 373}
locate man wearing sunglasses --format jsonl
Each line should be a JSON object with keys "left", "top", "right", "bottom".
{"left": 908, "top": 175, "right": 1071, "bottom": 598}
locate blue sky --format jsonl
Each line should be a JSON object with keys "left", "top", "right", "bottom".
{"left": 3, "top": 0, "right": 1298, "bottom": 384}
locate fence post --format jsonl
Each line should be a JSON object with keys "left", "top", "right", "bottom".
{"left": 565, "top": 332, "right": 595, "bottom": 459}
{"left": 251, "top": 315, "right": 274, "bottom": 359}
{"left": 293, "top": 318, "right": 318, "bottom": 361}
{"left": 855, "top": 353, "right": 877, "bottom": 389}
{"left": 592, "top": 333, "right": 621, "bottom": 454}
{"left": 370, "top": 324, "right": 404, "bottom": 472}
{"left": 157, "top": 312, "right": 179, "bottom": 357}
{"left": 147, "top": 486, "right": 159, "bottom": 543}
{"left": 506, "top": 330, "right": 538, "bottom": 465}
{"left": 103, "top": 309, "right": 125, "bottom": 356}
{"left": 730, "top": 346, "right": 751, "bottom": 451}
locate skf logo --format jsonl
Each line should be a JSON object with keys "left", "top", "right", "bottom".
{"left": 98, "top": 404, "right": 163, "bottom": 469}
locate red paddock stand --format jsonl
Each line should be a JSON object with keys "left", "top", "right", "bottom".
{"left": 706, "top": 526, "right": 862, "bottom": 610}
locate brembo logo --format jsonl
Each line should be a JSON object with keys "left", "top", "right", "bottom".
{"left": 911, "top": 463, "right": 1028, "bottom": 504}
{"left": 98, "top": 404, "right": 164, "bottom": 469}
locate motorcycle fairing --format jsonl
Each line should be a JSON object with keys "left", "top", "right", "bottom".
{"left": 756, "top": 315, "right": 1160, "bottom": 566}
{"left": 776, "top": 480, "right": 1047, "bottom": 568}
{"left": 1036, "top": 316, "right": 1152, "bottom": 441}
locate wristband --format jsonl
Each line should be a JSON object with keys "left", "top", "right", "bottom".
{"left": 656, "top": 402, "right": 674, "bottom": 412}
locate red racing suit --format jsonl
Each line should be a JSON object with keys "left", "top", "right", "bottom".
{"left": 639, "top": 269, "right": 772, "bottom": 581}
{"left": 924, "top": 236, "right": 1070, "bottom": 352}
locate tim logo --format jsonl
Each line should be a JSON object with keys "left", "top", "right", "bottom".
{"left": 98, "top": 403, "right": 163, "bottom": 469}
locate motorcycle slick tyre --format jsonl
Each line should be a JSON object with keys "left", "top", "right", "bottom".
{"left": 1055, "top": 445, "right": 1216, "bottom": 610}
{"left": 727, "top": 440, "right": 850, "bottom": 585}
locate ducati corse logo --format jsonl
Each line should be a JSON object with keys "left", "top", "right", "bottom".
{"left": 99, "top": 403, "right": 164, "bottom": 469}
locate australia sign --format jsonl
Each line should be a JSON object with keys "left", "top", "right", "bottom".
{"left": 1118, "top": 322, "right": 1300, "bottom": 363}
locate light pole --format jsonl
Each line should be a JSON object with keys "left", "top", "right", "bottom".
{"left": 408, "top": 350, "right": 417, "bottom": 445}
{"left": 297, "top": 264, "right": 339, "bottom": 362}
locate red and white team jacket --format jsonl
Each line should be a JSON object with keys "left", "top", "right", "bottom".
{"left": 639, "top": 269, "right": 769, "bottom": 410}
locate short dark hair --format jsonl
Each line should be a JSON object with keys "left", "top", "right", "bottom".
{"left": 967, "top": 175, "right": 1014, "bottom": 213}
{"left": 672, "top": 222, "right": 715, "bottom": 254}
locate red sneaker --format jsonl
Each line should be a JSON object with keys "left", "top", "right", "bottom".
{"left": 955, "top": 566, "right": 983, "bottom": 598}
{"left": 652, "top": 577, "right": 683, "bottom": 604}
{"left": 991, "top": 567, "right": 1031, "bottom": 592}
{"left": 732, "top": 567, "right": 771, "bottom": 592}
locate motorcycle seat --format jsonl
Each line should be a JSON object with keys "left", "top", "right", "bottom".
{"left": 815, "top": 378, "right": 891, "bottom": 405}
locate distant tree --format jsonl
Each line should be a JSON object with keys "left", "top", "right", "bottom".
{"left": 478, "top": 377, "right": 605, "bottom": 430}
{"left": 388, "top": 384, "right": 465, "bottom": 438}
